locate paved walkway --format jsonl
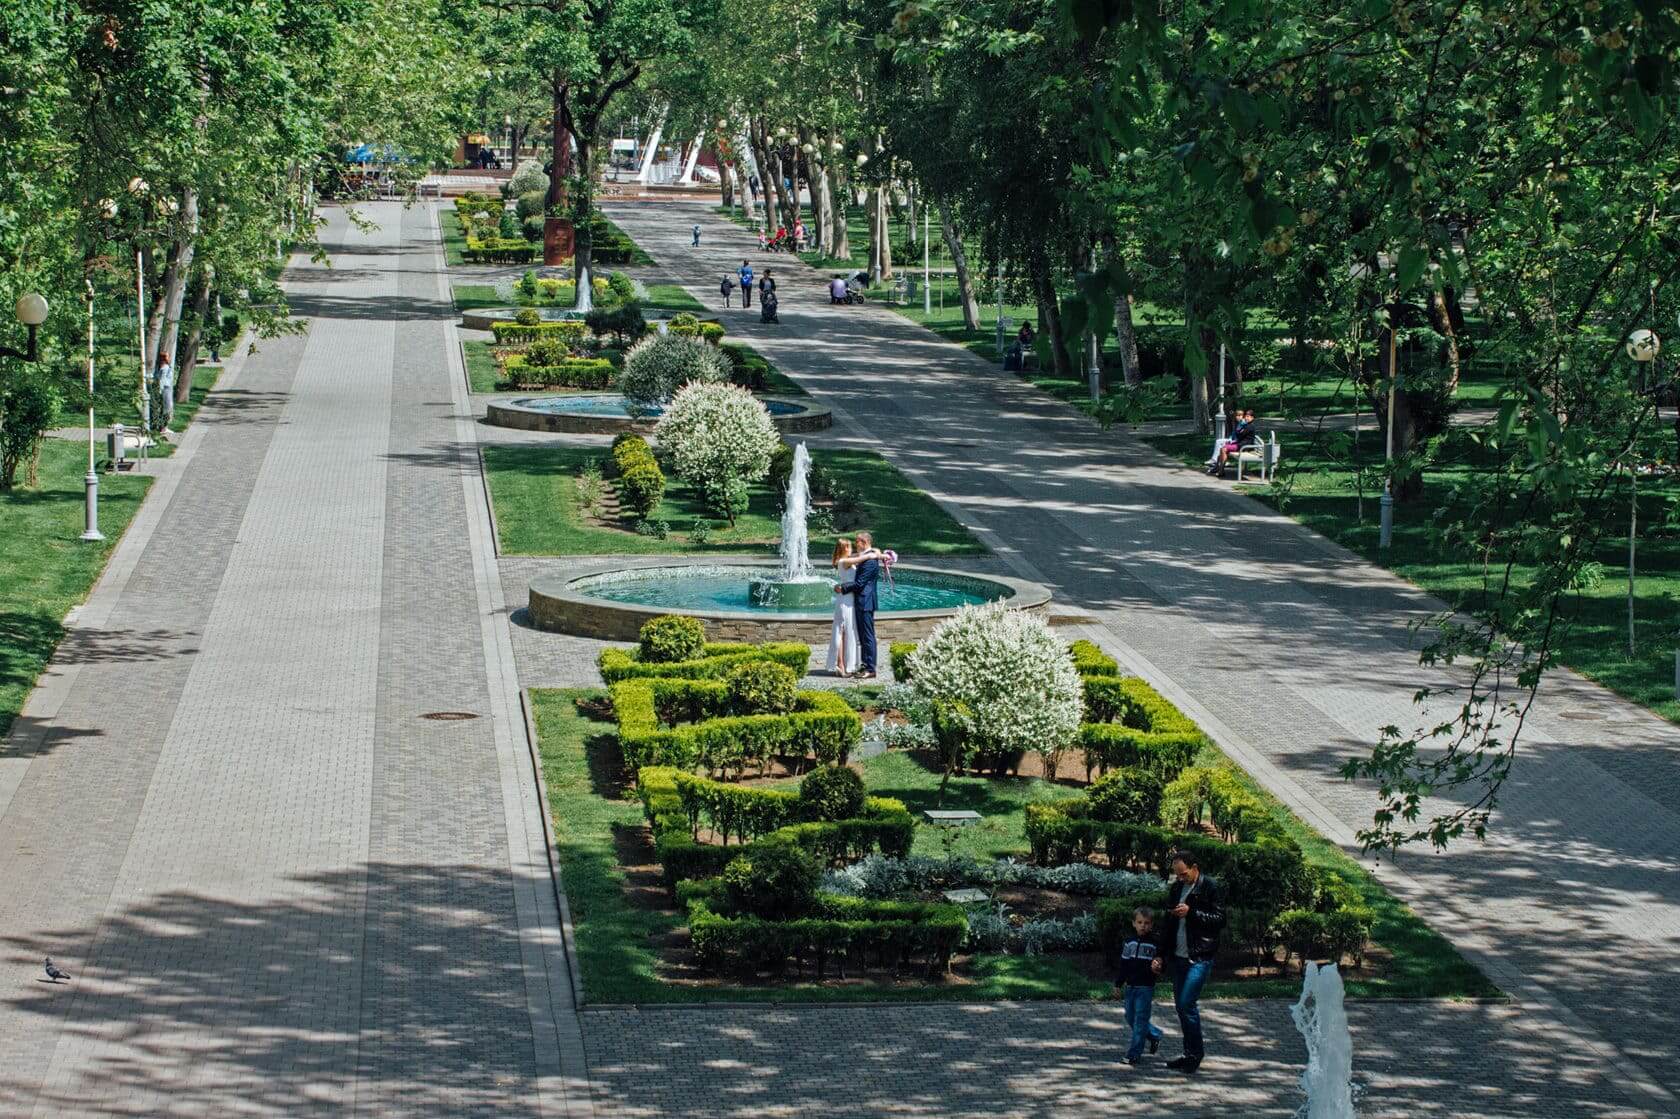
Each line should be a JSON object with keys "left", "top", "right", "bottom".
{"left": 592, "top": 200, "right": 1680, "bottom": 1117}
{"left": 0, "top": 204, "right": 585, "bottom": 1117}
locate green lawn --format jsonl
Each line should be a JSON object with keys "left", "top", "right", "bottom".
{"left": 441, "top": 210, "right": 471, "bottom": 267}
{"left": 641, "top": 283, "right": 705, "bottom": 314}
{"left": 0, "top": 440, "right": 154, "bottom": 738}
{"left": 483, "top": 444, "right": 985, "bottom": 557}
{"left": 452, "top": 283, "right": 504, "bottom": 311}
{"left": 533, "top": 689, "right": 1493, "bottom": 1003}
{"left": 1145, "top": 424, "right": 1680, "bottom": 726}
{"left": 91, "top": 364, "right": 219, "bottom": 452}
{"left": 463, "top": 339, "right": 499, "bottom": 393}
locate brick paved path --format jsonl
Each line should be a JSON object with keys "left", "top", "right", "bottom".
{"left": 0, "top": 205, "right": 583, "bottom": 1117}
{"left": 590, "top": 201, "right": 1680, "bottom": 1117}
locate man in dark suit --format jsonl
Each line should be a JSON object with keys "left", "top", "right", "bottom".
{"left": 844, "top": 531, "right": 880, "bottom": 678}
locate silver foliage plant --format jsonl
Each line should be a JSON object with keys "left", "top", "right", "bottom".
{"left": 821, "top": 854, "right": 1161, "bottom": 900}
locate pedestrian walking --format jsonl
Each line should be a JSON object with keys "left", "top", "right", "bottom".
{"left": 738, "top": 260, "right": 754, "bottom": 308}
{"left": 692, "top": 222, "right": 702, "bottom": 246}
{"left": 720, "top": 275, "right": 736, "bottom": 308}
{"left": 1152, "top": 850, "right": 1225, "bottom": 1075}
{"left": 758, "top": 269, "right": 776, "bottom": 304}
{"left": 1116, "top": 907, "right": 1164, "bottom": 1065}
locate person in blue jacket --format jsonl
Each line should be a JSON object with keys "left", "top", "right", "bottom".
{"left": 738, "top": 260, "right": 754, "bottom": 308}
{"left": 837, "top": 531, "right": 881, "bottom": 678}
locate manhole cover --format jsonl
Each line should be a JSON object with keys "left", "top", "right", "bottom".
{"left": 1556, "top": 711, "right": 1604, "bottom": 721}
{"left": 420, "top": 711, "right": 480, "bottom": 721}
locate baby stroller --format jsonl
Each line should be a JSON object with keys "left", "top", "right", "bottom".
{"left": 760, "top": 289, "right": 780, "bottom": 323}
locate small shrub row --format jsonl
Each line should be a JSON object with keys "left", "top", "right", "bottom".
{"left": 490, "top": 319, "right": 589, "bottom": 345}
{"left": 686, "top": 896, "right": 964, "bottom": 978}
{"left": 1069, "top": 639, "right": 1119, "bottom": 676}
{"left": 607, "top": 435, "right": 665, "bottom": 520}
{"left": 1159, "top": 764, "right": 1275, "bottom": 842}
{"left": 668, "top": 315, "right": 726, "bottom": 346}
{"left": 611, "top": 678, "right": 863, "bottom": 774}
{"left": 464, "top": 237, "right": 538, "bottom": 264}
{"left": 888, "top": 642, "right": 918, "bottom": 680}
{"left": 585, "top": 302, "right": 646, "bottom": 346}
{"left": 498, "top": 355, "right": 614, "bottom": 389}
{"left": 1078, "top": 676, "right": 1208, "bottom": 780}
{"left": 454, "top": 194, "right": 502, "bottom": 218}
{"left": 598, "top": 641, "right": 811, "bottom": 682}
{"left": 1095, "top": 898, "right": 1373, "bottom": 974}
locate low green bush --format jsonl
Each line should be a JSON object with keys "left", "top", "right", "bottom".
{"left": 1088, "top": 767, "right": 1165, "bottom": 825}
{"left": 697, "top": 322, "right": 726, "bottom": 346}
{"left": 464, "top": 236, "right": 538, "bottom": 264}
{"left": 889, "top": 642, "right": 918, "bottom": 681}
{"left": 611, "top": 678, "right": 862, "bottom": 773}
{"left": 687, "top": 896, "right": 964, "bottom": 978}
{"left": 586, "top": 302, "right": 646, "bottom": 346}
{"left": 1079, "top": 676, "right": 1207, "bottom": 781}
{"left": 515, "top": 189, "right": 546, "bottom": 219}
{"left": 1070, "top": 639, "right": 1119, "bottom": 676}
{"left": 725, "top": 660, "right": 798, "bottom": 715}
{"left": 638, "top": 615, "right": 705, "bottom": 664}
{"left": 721, "top": 343, "right": 772, "bottom": 392}
{"left": 798, "top": 765, "right": 866, "bottom": 822}
{"left": 618, "top": 461, "right": 665, "bottom": 520}
{"left": 454, "top": 193, "right": 501, "bottom": 218}
{"left": 722, "top": 841, "right": 821, "bottom": 919}
{"left": 1095, "top": 894, "right": 1173, "bottom": 957}
{"left": 491, "top": 319, "right": 589, "bottom": 345}
{"left": 499, "top": 355, "right": 615, "bottom": 389}
{"left": 596, "top": 641, "right": 811, "bottom": 683}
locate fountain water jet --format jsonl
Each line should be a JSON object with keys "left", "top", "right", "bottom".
{"left": 1291, "top": 961, "right": 1356, "bottom": 1119}
{"left": 748, "top": 442, "right": 834, "bottom": 608}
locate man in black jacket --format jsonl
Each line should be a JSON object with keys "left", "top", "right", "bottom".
{"left": 1151, "top": 850, "right": 1226, "bottom": 1073}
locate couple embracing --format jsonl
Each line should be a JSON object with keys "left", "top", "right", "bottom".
{"left": 827, "top": 531, "right": 890, "bottom": 679}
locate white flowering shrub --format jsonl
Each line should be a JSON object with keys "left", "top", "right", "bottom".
{"left": 508, "top": 158, "right": 547, "bottom": 197}
{"left": 619, "top": 334, "right": 733, "bottom": 413}
{"left": 909, "top": 603, "right": 1084, "bottom": 781}
{"left": 655, "top": 382, "right": 781, "bottom": 524}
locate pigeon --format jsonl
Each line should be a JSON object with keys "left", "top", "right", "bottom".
{"left": 43, "top": 958, "right": 70, "bottom": 983}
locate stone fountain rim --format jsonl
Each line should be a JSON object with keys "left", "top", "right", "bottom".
{"left": 529, "top": 555, "right": 1051, "bottom": 623}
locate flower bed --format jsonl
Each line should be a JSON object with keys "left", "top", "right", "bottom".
{"left": 498, "top": 354, "right": 614, "bottom": 389}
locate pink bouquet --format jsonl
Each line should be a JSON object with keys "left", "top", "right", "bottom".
{"left": 880, "top": 549, "right": 898, "bottom": 589}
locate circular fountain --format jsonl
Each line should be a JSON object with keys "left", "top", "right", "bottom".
{"left": 525, "top": 440, "right": 1052, "bottom": 643}
{"left": 485, "top": 393, "right": 831, "bottom": 435}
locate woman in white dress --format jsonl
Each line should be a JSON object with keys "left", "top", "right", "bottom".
{"left": 826, "top": 538, "right": 880, "bottom": 677}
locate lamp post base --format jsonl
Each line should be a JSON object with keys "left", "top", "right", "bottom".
{"left": 1378, "top": 490, "right": 1393, "bottom": 550}
{"left": 80, "top": 470, "right": 104, "bottom": 542}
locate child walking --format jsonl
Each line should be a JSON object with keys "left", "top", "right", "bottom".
{"left": 1117, "top": 906, "right": 1164, "bottom": 1065}
{"left": 720, "top": 275, "right": 736, "bottom": 308}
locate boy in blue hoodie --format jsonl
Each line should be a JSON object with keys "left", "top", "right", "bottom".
{"left": 1116, "top": 906, "right": 1164, "bottom": 1065}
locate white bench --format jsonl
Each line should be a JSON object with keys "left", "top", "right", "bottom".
{"left": 1236, "top": 432, "right": 1283, "bottom": 483}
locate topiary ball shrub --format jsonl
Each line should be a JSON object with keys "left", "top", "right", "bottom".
{"left": 527, "top": 336, "right": 570, "bottom": 366}
{"left": 514, "top": 307, "right": 541, "bottom": 327}
{"left": 798, "top": 765, "right": 865, "bottom": 822}
{"left": 1088, "top": 767, "right": 1166, "bottom": 825}
{"left": 515, "top": 189, "right": 546, "bottom": 219}
{"left": 638, "top": 614, "right": 705, "bottom": 664}
{"left": 618, "top": 333, "right": 733, "bottom": 413}
{"left": 607, "top": 270, "right": 638, "bottom": 303}
{"left": 725, "top": 659, "right": 798, "bottom": 715}
{"left": 722, "top": 840, "right": 820, "bottom": 919}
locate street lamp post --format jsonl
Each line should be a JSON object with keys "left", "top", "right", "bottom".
{"left": 1, "top": 291, "right": 48, "bottom": 362}
{"left": 1627, "top": 327, "right": 1660, "bottom": 658}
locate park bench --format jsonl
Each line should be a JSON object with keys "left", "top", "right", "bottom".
{"left": 1235, "top": 432, "right": 1283, "bottom": 483}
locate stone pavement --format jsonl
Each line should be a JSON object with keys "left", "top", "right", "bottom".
{"left": 0, "top": 204, "right": 583, "bottom": 1117}
{"left": 594, "top": 199, "right": 1680, "bottom": 1116}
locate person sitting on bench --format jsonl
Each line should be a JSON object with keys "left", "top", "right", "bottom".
{"left": 1207, "top": 410, "right": 1258, "bottom": 476}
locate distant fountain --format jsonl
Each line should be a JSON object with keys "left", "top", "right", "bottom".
{"left": 1291, "top": 962, "right": 1356, "bottom": 1119}
{"left": 747, "top": 442, "right": 833, "bottom": 608}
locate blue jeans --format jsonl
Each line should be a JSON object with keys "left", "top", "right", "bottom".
{"left": 1122, "top": 984, "right": 1162, "bottom": 1061}
{"left": 1171, "top": 956, "right": 1213, "bottom": 1060}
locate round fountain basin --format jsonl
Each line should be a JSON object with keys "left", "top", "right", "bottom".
{"left": 527, "top": 558, "right": 1052, "bottom": 644}
{"left": 486, "top": 393, "right": 831, "bottom": 435}
{"left": 460, "top": 305, "right": 587, "bottom": 331}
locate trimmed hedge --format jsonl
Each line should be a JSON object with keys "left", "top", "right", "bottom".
{"left": 721, "top": 343, "right": 774, "bottom": 392}
{"left": 606, "top": 436, "right": 665, "bottom": 521}
{"left": 638, "top": 768, "right": 915, "bottom": 889}
{"left": 499, "top": 354, "right": 614, "bottom": 389}
{"left": 490, "top": 319, "right": 589, "bottom": 345}
{"left": 1079, "top": 676, "right": 1207, "bottom": 780}
{"left": 454, "top": 194, "right": 502, "bottom": 218}
{"left": 597, "top": 641, "right": 811, "bottom": 682}
{"left": 611, "top": 678, "right": 862, "bottom": 773}
{"left": 465, "top": 236, "right": 538, "bottom": 264}
{"left": 1070, "top": 639, "right": 1119, "bottom": 676}
{"left": 687, "top": 895, "right": 964, "bottom": 978}
{"left": 889, "top": 642, "right": 918, "bottom": 680}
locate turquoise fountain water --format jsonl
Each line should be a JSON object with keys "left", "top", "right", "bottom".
{"left": 748, "top": 442, "right": 848, "bottom": 609}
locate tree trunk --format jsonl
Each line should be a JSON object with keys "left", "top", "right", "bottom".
{"left": 771, "top": 144, "right": 796, "bottom": 227}
{"left": 736, "top": 156, "right": 757, "bottom": 222}
{"left": 144, "top": 233, "right": 188, "bottom": 376}
{"left": 175, "top": 265, "right": 212, "bottom": 403}
{"left": 721, "top": 162, "right": 734, "bottom": 208}
{"left": 828, "top": 158, "right": 849, "bottom": 260}
{"left": 1429, "top": 288, "right": 1461, "bottom": 397}
{"left": 869, "top": 187, "right": 893, "bottom": 282}
{"left": 1115, "top": 291, "right": 1141, "bottom": 387}
{"left": 1372, "top": 312, "right": 1423, "bottom": 501}
{"left": 160, "top": 184, "right": 200, "bottom": 368}
{"left": 1033, "top": 262, "right": 1072, "bottom": 379}
{"left": 750, "top": 123, "right": 778, "bottom": 231}
{"left": 938, "top": 203, "right": 980, "bottom": 331}
{"left": 543, "top": 79, "right": 574, "bottom": 265}
{"left": 1189, "top": 311, "right": 1212, "bottom": 436}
